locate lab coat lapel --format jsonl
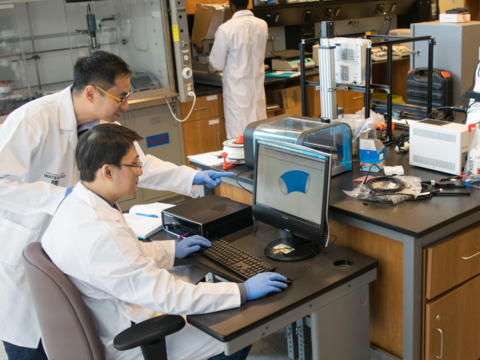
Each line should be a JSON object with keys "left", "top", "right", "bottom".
{"left": 57, "top": 86, "right": 79, "bottom": 153}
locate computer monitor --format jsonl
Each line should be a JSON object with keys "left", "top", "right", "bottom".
{"left": 253, "top": 139, "right": 332, "bottom": 262}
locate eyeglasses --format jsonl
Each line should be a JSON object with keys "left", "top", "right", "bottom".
{"left": 119, "top": 159, "right": 142, "bottom": 170}
{"left": 95, "top": 86, "right": 131, "bottom": 106}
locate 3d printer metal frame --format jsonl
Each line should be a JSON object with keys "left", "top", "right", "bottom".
{"left": 299, "top": 35, "right": 435, "bottom": 144}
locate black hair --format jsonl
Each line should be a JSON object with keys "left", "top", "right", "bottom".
{"left": 230, "top": 0, "right": 248, "bottom": 10}
{"left": 76, "top": 124, "right": 143, "bottom": 182}
{"left": 72, "top": 51, "right": 132, "bottom": 95}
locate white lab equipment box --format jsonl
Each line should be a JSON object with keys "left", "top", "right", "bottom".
{"left": 409, "top": 120, "right": 476, "bottom": 175}
{"left": 331, "top": 38, "right": 371, "bottom": 86}
{"left": 313, "top": 38, "right": 371, "bottom": 86}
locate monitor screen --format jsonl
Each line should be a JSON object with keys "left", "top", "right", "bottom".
{"left": 253, "top": 139, "right": 331, "bottom": 262}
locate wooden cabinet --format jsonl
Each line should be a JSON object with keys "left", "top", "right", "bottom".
{"left": 200, "top": 179, "right": 480, "bottom": 360}
{"left": 464, "top": 0, "right": 479, "bottom": 20}
{"left": 305, "top": 75, "right": 364, "bottom": 118}
{"left": 179, "top": 94, "right": 226, "bottom": 168}
{"left": 423, "top": 223, "right": 480, "bottom": 360}
{"left": 305, "top": 58, "right": 410, "bottom": 119}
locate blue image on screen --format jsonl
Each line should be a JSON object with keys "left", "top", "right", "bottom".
{"left": 278, "top": 170, "right": 311, "bottom": 195}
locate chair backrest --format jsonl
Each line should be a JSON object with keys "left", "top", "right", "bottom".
{"left": 23, "top": 242, "right": 105, "bottom": 360}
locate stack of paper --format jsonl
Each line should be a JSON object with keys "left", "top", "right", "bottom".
{"left": 188, "top": 153, "right": 224, "bottom": 166}
{"left": 124, "top": 203, "right": 176, "bottom": 239}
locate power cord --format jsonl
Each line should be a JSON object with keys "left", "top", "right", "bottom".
{"left": 165, "top": 91, "right": 197, "bottom": 123}
{"left": 425, "top": 105, "right": 467, "bottom": 121}
{"left": 362, "top": 164, "right": 405, "bottom": 196}
{"left": 235, "top": 169, "right": 253, "bottom": 194}
{"left": 407, "top": 181, "right": 434, "bottom": 201}
{"left": 291, "top": 234, "right": 337, "bottom": 281}
{"left": 394, "top": 132, "right": 410, "bottom": 153}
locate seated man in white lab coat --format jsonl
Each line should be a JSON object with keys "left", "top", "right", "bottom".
{"left": 0, "top": 50, "right": 237, "bottom": 359}
{"left": 41, "top": 123, "right": 288, "bottom": 360}
{"left": 208, "top": 0, "right": 268, "bottom": 139}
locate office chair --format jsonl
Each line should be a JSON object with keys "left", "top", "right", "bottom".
{"left": 23, "top": 242, "right": 185, "bottom": 360}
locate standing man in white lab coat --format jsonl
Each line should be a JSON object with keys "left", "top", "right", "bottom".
{"left": 42, "top": 123, "right": 288, "bottom": 360}
{"left": 208, "top": 0, "right": 268, "bottom": 139}
{"left": 0, "top": 51, "right": 234, "bottom": 360}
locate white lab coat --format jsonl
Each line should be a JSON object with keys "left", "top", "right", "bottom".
{"left": 0, "top": 86, "right": 202, "bottom": 348}
{"left": 42, "top": 182, "right": 241, "bottom": 360}
{"left": 209, "top": 10, "right": 268, "bottom": 139}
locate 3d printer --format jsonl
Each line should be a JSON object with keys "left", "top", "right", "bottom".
{"left": 244, "top": 114, "right": 352, "bottom": 176}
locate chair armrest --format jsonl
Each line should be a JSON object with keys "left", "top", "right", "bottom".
{"left": 114, "top": 315, "right": 185, "bottom": 351}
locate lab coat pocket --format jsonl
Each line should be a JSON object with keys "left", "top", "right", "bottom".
{"left": 0, "top": 217, "right": 40, "bottom": 267}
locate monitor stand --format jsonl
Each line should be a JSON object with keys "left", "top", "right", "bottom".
{"left": 265, "top": 233, "right": 320, "bottom": 262}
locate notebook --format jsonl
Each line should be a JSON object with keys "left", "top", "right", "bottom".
{"left": 124, "top": 203, "right": 176, "bottom": 239}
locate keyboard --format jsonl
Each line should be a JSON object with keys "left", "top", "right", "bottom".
{"left": 199, "top": 238, "right": 276, "bottom": 281}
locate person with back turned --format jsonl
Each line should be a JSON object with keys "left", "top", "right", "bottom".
{"left": 208, "top": 0, "right": 268, "bottom": 139}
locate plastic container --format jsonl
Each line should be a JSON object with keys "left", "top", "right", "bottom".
{"left": 406, "top": 68, "right": 452, "bottom": 109}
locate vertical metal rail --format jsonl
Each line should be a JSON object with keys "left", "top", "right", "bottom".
{"left": 427, "top": 38, "right": 435, "bottom": 117}
{"left": 300, "top": 39, "right": 307, "bottom": 117}
{"left": 386, "top": 44, "right": 393, "bottom": 142}
{"left": 319, "top": 37, "right": 337, "bottom": 121}
{"left": 364, "top": 43, "right": 372, "bottom": 119}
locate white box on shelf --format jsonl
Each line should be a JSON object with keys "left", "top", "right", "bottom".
{"left": 439, "top": 13, "right": 471, "bottom": 23}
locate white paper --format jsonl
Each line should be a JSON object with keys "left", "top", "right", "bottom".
{"left": 187, "top": 153, "right": 224, "bottom": 166}
{"left": 123, "top": 214, "right": 164, "bottom": 239}
{"left": 129, "top": 202, "right": 176, "bottom": 218}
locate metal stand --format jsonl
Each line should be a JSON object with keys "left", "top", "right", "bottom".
{"left": 364, "top": 35, "right": 435, "bottom": 143}
{"left": 318, "top": 36, "right": 337, "bottom": 121}
{"left": 299, "top": 33, "right": 436, "bottom": 144}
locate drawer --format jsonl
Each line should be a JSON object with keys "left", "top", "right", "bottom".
{"left": 179, "top": 94, "right": 222, "bottom": 121}
{"left": 425, "top": 273, "right": 480, "bottom": 360}
{"left": 426, "top": 222, "right": 480, "bottom": 299}
{"left": 337, "top": 90, "right": 364, "bottom": 114}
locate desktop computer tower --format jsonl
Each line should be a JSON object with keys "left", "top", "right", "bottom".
{"left": 162, "top": 195, "right": 253, "bottom": 239}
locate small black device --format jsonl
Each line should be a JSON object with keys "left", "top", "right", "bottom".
{"left": 253, "top": 139, "right": 332, "bottom": 262}
{"left": 434, "top": 183, "right": 471, "bottom": 196}
{"left": 445, "top": 8, "right": 469, "bottom": 14}
{"left": 199, "top": 238, "right": 276, "bottom": 280}
{"left": 162, "top": 195, "right": 253, "bottom": 239}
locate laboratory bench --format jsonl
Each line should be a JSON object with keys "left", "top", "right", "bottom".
{"left": 153, "top": 222, "right": 378, "bottom": 359}
{"left": 190, "top": 146, "right": 480, "bottom": 360}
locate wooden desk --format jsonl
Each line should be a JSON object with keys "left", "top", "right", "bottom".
{"left": 191, "top": 147, "right": 480, "bottom": 360}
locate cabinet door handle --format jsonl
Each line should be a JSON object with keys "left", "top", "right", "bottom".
{"left": 461, "top": 250, "right": 480, "bottom": 260}
{"left": 217, "top": 131, "right": 220, "bottom": 147}
{"left": 193, "top": 107, "right": 207, "bottom": 111}
{"left": 352, "top": 96, "right": 363, "bottom": 100}
{"left": 436, "top": 328, "right": 443, "bottom": 359}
